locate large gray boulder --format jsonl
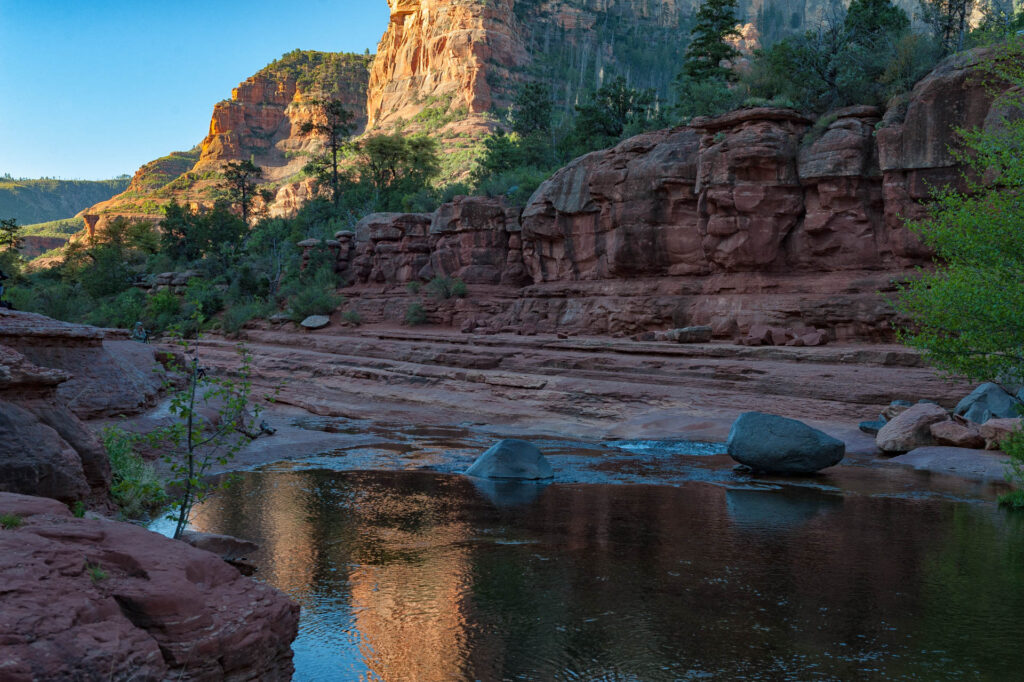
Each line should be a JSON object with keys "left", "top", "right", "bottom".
{"left": 955, "top": 382, "right": 1022, "bottom": 424}
{"left": 726, "top": 412, "right": 845, "bottom": 474}
{"left": 465, "top": 439, "right": 554, "bottom": 479}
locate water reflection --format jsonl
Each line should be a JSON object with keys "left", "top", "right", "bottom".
{"left": 189, "top": 470, "right": 1024, "bottom": 681}
{"left": 726, "top": 486, "right": 843, "bottom": 530}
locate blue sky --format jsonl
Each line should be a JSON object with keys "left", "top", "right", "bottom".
{"left": 0, "top": 1, "right": 390, "bottom": 180}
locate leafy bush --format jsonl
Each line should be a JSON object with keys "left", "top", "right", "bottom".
{"left": 406, "top": 281, "right": 422, "bottom": 294}
{"left": 404, "top": 302, "right": 427, "bottom": 326}
{"left": 284, "top": 268, "right": 343, "bottom": 322}
{"left": 184, "top": 279, "right": 224, "bottom": 318}
{"left": 426, "top": 276, "right": 467, "bottom": 300}
{"left": 102, "top": 427, "right": 167, "bottom": 520}
{"left": 221, "top": 300, "right": 272, "bottom": 335}
{"left": 1001, "top": 431, "right": 1024, "bottom": 509}
{"left": 0, "top": 513, "right": 22, "bottom": 529}
{"left": 85, "top": 288, "right": 146, "bottom": 329}
{"left": 342, "top": 309, "right": 362, "bottom": 325}
{"left": 86, "top": 563, "right": 108, "bottom": 582}
{"left": 145, "top": 289, "right": 183, "bottom": 333}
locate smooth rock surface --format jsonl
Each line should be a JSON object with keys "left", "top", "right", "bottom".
{"left": 876, "top": 403, "right": 949, "bottom": 453}
{"left": 930, "top": 420, "right": 985, "bottom": 449}
{"left": 726, "top": 412, "right": 845, "bottom": 474}
{"left": 300, "top": 314, "right": 331, "bottom": 330}
{"left": 954, "top": 382, "right": 1022, "bottom": 424}
{"left": 0, "top": 492, "right": 299, "bottom": 681}
{"left": 465, "top": 439, "right": 554, "bottom": 479}
{"left": 979, "top": 417, "right": 1023, "bottom": 450}
{"left": 884, "top": 446, "right": 1010, "bottom": 482}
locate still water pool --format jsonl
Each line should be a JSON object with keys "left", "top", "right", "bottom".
{"left": 173, "top": 441, "right": 1024, "bottom": 682}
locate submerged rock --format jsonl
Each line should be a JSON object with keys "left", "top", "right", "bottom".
{"left": 859, "top": 415, "right": 887, "bottom": 435}
{"left": 955, "top": 382, "right": 1022, "bottom": 424}
{"left": 465, "top": 439, "right": 554, "bottom": 479}
{"left": 726, "top": 412, "right": 845, "bottom": 474}
{"left": 876, "top": 402, "right": 949, "bottom": 453}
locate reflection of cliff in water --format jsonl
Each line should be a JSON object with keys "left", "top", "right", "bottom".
{"left": 192, "top": 469, "right": 1024, "bottom": 680}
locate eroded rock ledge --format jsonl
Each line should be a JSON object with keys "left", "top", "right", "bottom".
{"left": 0, "top": 492, "right": 299, "bottom": 681}
{"left": 305, "top": 48, "right": 1007, "bottom": 342}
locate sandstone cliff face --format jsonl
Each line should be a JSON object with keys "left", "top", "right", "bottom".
{"left": 0, "top": 310, "right": 164, "bottom": 505}
{"left": 322, "top": 49, "right": 1011, "bottom": 340}
{"left": 368, "top": 0, "right": 528, "bottom": 129}
{"left": 0, "top": 492, "right": 299, "bottom": 681}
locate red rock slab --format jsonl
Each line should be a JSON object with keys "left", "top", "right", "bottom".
{"left": 0, "top": 492, "right": 299, "bottom": 681}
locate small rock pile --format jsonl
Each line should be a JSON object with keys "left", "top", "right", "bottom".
{"left": 633, "top": 326, "right": 713, "bottom": 344}
{"left": 735, "top": 325, "right": 829, "bottom": 347}
{"left": 869, "top": 382, "right": 1023, "bottom": 453}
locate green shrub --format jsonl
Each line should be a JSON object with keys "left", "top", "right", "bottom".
{"left": 286, "top": 282, "right": 343, "bottom": 322}
{"left": 404, "top": 302, "right": 427, "bottom": 326}
{"left": 86, "top": 288, "right": 147, "bottom": 329}
{"left": 426, "top": 276, "right": 467, "bottom": 300}
{"left": 0, "top": 513, "right": 22, "bottom": 529}
{"left": 86, "top": 563, "right": 107, "bottom": 582}
{"left": 221, "top": 300, "right": 271, "bottom": 335}
{"left": 1000, "top": 430, "right": 1024, "bottom": 510}
{"left": 71, "top": 501, "right": 86, "bottom": 518}
{"left": 144, "top": 289, "right": 183, "bottom": 333}
{"left": 102, "top": 427, "right": 167, "bottom": 520}
{"left": 185, "top": 279, "right": 224, "bottom": 318}
{"left": 342, "top": 309, "right": 362, "bottom": 325}
{"left": 406, "top": 281, "right": 422, "bottom": 294}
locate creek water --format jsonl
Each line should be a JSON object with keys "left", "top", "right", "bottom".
{"left": 168, "top": 423, "right": 1024, "bottom": 680}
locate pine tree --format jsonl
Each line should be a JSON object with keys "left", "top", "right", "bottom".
{"left": 683, "top": 0, "right": 742, "bottom": 82}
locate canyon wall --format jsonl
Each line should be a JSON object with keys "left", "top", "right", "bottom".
{"left": 316, "top": 48, "right": 1006, "bottom": 340}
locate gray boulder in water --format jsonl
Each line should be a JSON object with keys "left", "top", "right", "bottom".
{"left": 727, "top": 412, "right": 845, "bottom": 474}
{"left": 465, "top": 439, "right": 554, "bottom": 479}
{"left": 954, "top": 382, "right": 1022, "bottom": 424}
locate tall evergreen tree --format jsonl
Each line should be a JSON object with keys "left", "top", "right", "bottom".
{"left": 683, "top": 0, "right": 742, "bottom": 82}
{"left": 301, "top": 100, "right": 355, "bottom": 208}
{"left": 222, "top": 159, "right": 263, "bottom": 224}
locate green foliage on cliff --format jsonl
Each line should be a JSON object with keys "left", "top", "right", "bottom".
{"left": 18, "top": 217, "right": 84, "bottom": 240}
{"left": 0, "top": 177, "right": 129, "bottom": 224}
{"left": 258, "top": 49, "right": 372, "bottom": 97}
{"left": 743, "top": 0, "right": 916, "bottom": 112}
{"left": 893, "top": 38, "right": 1024, "bottom": 504}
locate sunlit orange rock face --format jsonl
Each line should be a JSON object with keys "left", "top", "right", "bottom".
{"left": 367, "top": 0, "right": 528, "bottom": 130}
{"left": 197, "top": 69, "right": 369, "bottom": 179}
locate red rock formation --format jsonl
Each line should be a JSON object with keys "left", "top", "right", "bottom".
{"left": 876, "top": 47, "right": 1011, "bottom": 261}
{"left": 0, "top": 492, "right": 299, "bottom": 681}
{"left": 0, "top": 309, "right": 163, "bottom": 419}
{"left": 322, "top": 49, "right": 1013, "bottom": 340}
{"left": 0, "top": 344, "right": 108, "bottom": 504}
{"left": 367, "top": 0, "right": 529, "bottom": 129}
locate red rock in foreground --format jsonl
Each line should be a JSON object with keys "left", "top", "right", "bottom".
{"left": 0, "top": 492, "right": 299, "bottom": 681}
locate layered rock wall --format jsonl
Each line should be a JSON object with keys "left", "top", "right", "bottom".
{"left": 320, "top": 49, "right": 1011, "bottom": 340}
{"left": 0, "top": 310, "right": 164, "bottom": 505}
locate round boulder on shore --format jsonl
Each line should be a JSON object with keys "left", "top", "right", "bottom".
{"left": 465, "top": 439, "right": 554, "bottom": 479}
{"left": 300, "top": 315, "right": 330, "bottom": 330}
{"left": 727, "top": 412, "right": 845, "bottom": 474}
